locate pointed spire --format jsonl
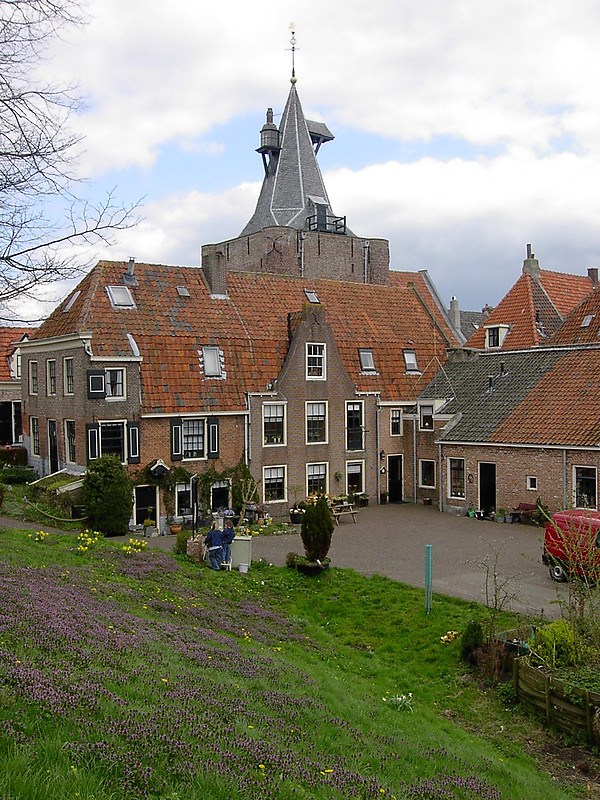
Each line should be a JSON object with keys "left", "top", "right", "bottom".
{"left": 240, "top": 80, "right": 343, "bottom": 236}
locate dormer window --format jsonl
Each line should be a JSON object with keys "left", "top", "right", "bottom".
{"left": 358, "top": 348, "right": 377, "bottom": 373}
{"left": 485, "top": 325, "right": 509, "bottom": 349}
{"left": 107, "top": 286, "right": 135, "bottom": 309}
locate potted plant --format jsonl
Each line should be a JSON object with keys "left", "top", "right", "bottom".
{"left": 297, "top": 495, "right": 333, "bottom": 575}
{"left": 495, "top": 507, "right": 507, "bottom": 523}
{"left": 289, "top": 500, "right": 306, "bottom": 525}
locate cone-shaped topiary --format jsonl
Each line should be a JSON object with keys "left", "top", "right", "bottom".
{"left": 300, "top": 495, "right": 333, "bottom": 562}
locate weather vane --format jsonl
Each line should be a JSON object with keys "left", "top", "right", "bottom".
{"left": 288, "top": 23, "right": 297, "bottom": 84}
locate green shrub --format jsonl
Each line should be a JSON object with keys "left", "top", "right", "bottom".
{"left": 82, "top": 456, "right": 132, "bottom": 537}
{"left": 532, "top": 619, "right": 579, "bottom": 668}
{"left": 1, "top": 465, "right": 37, "bottom": 484}
{"left": 300, "top": 495, "right": 333, "bottom": 562}
{"left": 461, "top": 619, "right": 484, "bottom": 663}
{"left": 174, "top": 528, "right": 191, "bottom": 555}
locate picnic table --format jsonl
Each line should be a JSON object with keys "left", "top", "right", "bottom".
{"left": 330, "top": 501, "right": 358, "bottom": 525}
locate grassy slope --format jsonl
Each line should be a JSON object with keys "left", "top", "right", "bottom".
{"left": 0, "top": 527, "right": 587, "bottom": 799}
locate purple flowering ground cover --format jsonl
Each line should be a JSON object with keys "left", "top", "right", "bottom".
{"left": 0, "top": 529, "right": 587, "bottom": 799}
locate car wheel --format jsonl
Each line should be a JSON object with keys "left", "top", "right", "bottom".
{"left": 549, "top": 562, "right": 568, "bottom": 582}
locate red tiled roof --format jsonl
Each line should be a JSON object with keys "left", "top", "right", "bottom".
{"left": 33, "top": 261, "right": 460, "bottom": 414}
{"left": 547, "top": 289, "right": 600, "bottom": 346}
{"left": 465, "top": 270, "right": 593, "bottom": 350}
{"left": 490, "top": 349, "right": 600, "bottom": 446}
{"left": 0, "top": 327, "right": 31, "bottom": 382}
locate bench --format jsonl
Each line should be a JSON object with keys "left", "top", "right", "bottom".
{"left": 510, "top": 502, "right": 536, "bottom": 524}
{"left": 330, "top": 503, "right": 359, "bottom": 525}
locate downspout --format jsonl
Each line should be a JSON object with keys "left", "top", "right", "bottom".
{"left": 362, "top": 240, "right": 370, "bottom": 283}
{"left": 376, "top": 397, "right": 381, "bottom": 504}
{"left": 438, "top": 442, "right": 443, "bottom": 512}
{"left": 413, "top": 415, "right": 418, "bottom": 503}
{"left": 299, "top": 231, "right": 306, "bottom": 277}
{"left": 245, "top": 393, "right": 251, "bottom": 465}
{"left": 563, "top": 448, "right": 567, "bottom": 508}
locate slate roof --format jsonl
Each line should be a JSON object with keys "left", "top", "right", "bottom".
{"left": 0, "top": 327, "right": 31, "bottom": 382}
{"left": 420, "top": 346, "right": 600, "bottom": 447}
{"left": 240, "top": 82, "right": 340, "bottom": 236}
{"left": 465, "top": 270, "right": 593, "bottom": 350}
{"left": 31, "top": 261, "right": 460, "bottom": 415}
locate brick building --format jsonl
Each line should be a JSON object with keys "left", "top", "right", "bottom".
{"left": 20, "top": 76, "right": 462, "bottom": 529}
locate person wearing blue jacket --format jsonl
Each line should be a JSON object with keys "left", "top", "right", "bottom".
{"left": 221, "top": 520, "right": 235, "bottom": 565}
{"left": 204, "top": 523, "right": 222, "bottom": 570}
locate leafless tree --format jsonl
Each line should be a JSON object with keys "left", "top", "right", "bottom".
{"left": 0, "top": 0, "right": 139, "bottom": 321}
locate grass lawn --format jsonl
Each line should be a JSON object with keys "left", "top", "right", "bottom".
{"left": 0, "top": 526, "right": 596, "bottom": 799}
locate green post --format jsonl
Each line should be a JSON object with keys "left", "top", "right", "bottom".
{"left": 425, "top": 544, "right": 432, "bottom": 615}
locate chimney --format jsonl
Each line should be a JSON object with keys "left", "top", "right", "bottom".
{"left": 201, "top": 244, "right": 228, "bottom": 297}
{"left": 588, "top": 267, "right": 599, "bottom": 289}
{"left": 123, "top": 256, "right": 137, "bottom": 287}
{"left": 522, "top": 243, "right": 540, "bottom": 281}
{"left": 449, "top": 296, "right": 461, "bottom": 330}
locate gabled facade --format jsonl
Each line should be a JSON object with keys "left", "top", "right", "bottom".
{"left": 21, "top": 77, "right": 462, "bottom": 529}
{"left": 465, "top": 247, "right": 596, "bottom": 351}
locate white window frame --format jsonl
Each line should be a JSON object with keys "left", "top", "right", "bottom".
{"left": 448, "top": 457, "right": 466, "bottom": 499}
{"left": 46, "top": 359, "right": 56, "bottom": 396}
{"left": 65, "top": 420, "right": 76, "bottom": 463}
{"left": 419, "top": 404, "right": 434, "bottom": 431}
{"left": 573, "top": 465, "right": 597, "bottom": 510}
{"left": 262, "top": 403, "right": 286, "bottom": 446}
{"left": 28, "top": 360, "right": 38, "bottom": 395}
{"left": 30, "top": 416, "right": 40, "bottom": 455}
{"left": 201, "top": 346, "right": 223, "bottom": 378}
{"left": 63, "top": 357, "right": 74, "bottom": 396}
{"left": 346, "top": 400, "right": 364, "bottom": 451}
{"left": 403, "top": 350, "right": 419, "bottom": 373}
{"left": 98, "top": 420, "right": 127, "bottom": 464}
{"left": 182, "top": 418, "right": 206, "bottom": 460}
{"left": 263, "top": 465, "right": 287, "bottom": 503}
{"left": 358, "top": 348, "right": 377, "bottom": 373}
{"left": 390, "top": 408, "right": 402, "bottom": 436}
{"left": 105, "top": 368, "right": 126, "bottom": 400}
{"left": 306, "top": 462, "right": 328, "bottom": 497}
{"left": 484, "top": 325, "right": 509, "bottom": 349}
{"left": 527, "top": 475, "right": 538, "bottom": 491}
{"left": 346, "top": 460, "right": 364, "bottom": 495}
{"left": 106, "top": 285, "right": 135, "bottom": 308}
{"left": 88, "top": 372, "right": 105, "bottom": 395}
{"left": 306, "top": 343, "right": 326, "bottom": 380}
{"left": 419, "top": 459, "right": 436, "bottom": 489}
{"left": 306, "top": 401, "right": 328, "bottom": 445}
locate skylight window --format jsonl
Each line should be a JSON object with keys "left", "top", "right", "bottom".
{"left": 358, "top": 348, "right": 377, "bottom": 373}
{"left": 107, "top": 285, "right": 135, "bottom": 308}
{"left": 403, "top": 349, "right": 419, "bottom": 373}
{"left": 126, "top": 333, "right": 140, "bottom": 357}
{"left": 177, "top": 286, "right": 190, "bottom": 297}
{"left": 581, "top": 314, "right": 595, "bottom": 328}
{"left": 201, "top": 346, "right": 223, "bottom": 378}
{"left": 62, "top": 290, "right": 80, "bottom": 313}
{"left": 304, "top": 289, "right": 320, "bottom": 304}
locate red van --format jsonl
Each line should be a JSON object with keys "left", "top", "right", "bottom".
{"left": 542, "top": 509, "right": 600, "bottom": 582}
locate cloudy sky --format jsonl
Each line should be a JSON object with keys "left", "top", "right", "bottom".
{"left": 22, "top": 0, "right": 600, "bottom": 320}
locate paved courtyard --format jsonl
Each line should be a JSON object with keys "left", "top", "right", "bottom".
{"left": 250, "top": 503, "right": 566, "bottom": 618}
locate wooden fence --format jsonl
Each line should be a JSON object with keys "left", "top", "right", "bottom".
{"left": 512, "top": 657, "right": 600, "bottom": 746}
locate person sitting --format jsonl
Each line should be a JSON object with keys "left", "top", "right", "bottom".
{"left": 204, "top": 523, "right": 223, "bottom": 570}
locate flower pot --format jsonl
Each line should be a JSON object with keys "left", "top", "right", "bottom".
{"left": 169, "top": 524, "right": 182, "bottom": 535}
{"left": 296, "top": 561, "right": 330, "bottom": 576}
{"left": 290, "top": 512, "right": 304, "bottom": 524}
{"left": 238, "top": 563, "right": 249, "bottom": 574}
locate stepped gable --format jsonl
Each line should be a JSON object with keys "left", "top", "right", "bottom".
{"left": 34, "top": 261, "right": 460, "bottom": 416}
